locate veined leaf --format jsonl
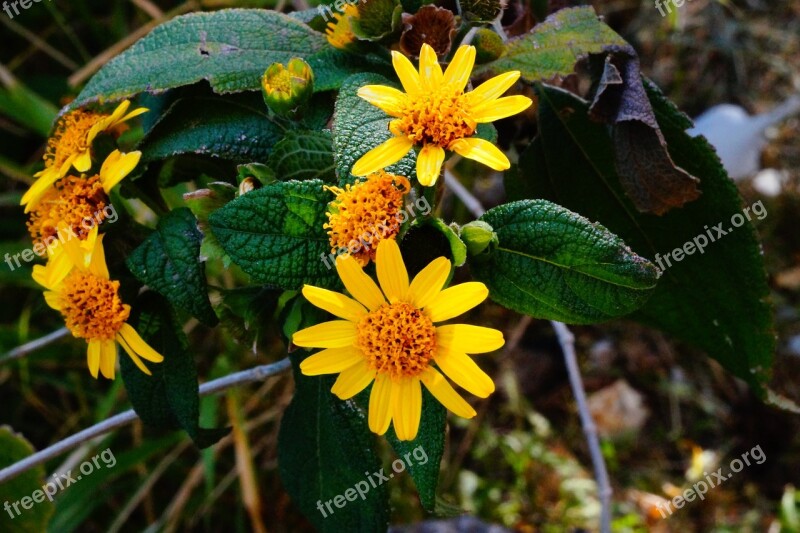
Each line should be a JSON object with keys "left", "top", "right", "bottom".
{"left": 269, "top": 130, "right": 336, "bottom": 182}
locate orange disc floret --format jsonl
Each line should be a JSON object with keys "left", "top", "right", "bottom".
{"left": 27, "top": 175, "right": 109, "bottom": 245}
{"left": 59, "top": 271, "right": 130, "bottom": 341}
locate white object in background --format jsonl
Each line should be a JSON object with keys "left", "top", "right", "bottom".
{"left": 688, "top": 95, "right": 800, "bottom": 180}
{"left": 752, "top": 168, "right": 790, "bottom": 197}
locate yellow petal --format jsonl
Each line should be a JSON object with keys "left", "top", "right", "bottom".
{"left": 420, "top": 367, "right": 476, "bottom": 418}
{"left": 20, "top": 170, "right": 59, "bottom": 213}
{"left": 100, "top": 150, "right": 141, "bottom": 192}
{"left": 425, "top": 282, "right": 488, "bottom": 322}
{"left": 392, "top": 377, "right": 422, "bottom": 441}
{"left": 472, "top": 95, "right": 533, "bottom": 123}
{"left": 118, "top": 107, "right": 149, "bottom": 124}
{"left": 300, "top": 347, "right": 364, "bottom": 376}
{"left": 73, "top": 150, "right": 93, "bottom": 173}
{"left": 368, "top": 373, "right": 394, "bottom": 435}
{"left": 43, "top": 291, "right": 62, "bottom": 311}
{"left": 449, "top": 137, "right": 510, "bottom": 171}
{"left": 435, "top": 349, "right": 494, "bottom": 398}
{"left": 418, "top": 44, "right": 444, "bottom": 92}
{"left": 293, "top": 320, "right": 357, "bottom": 348}
{"left": 442, "top": 45, "right": 476, "bottom": 92}
{"left": 118, "top": 323, "right": 165, "bottom": 363}
{"left": 416, "top": 144, "right": 445, "bottom": 187}
{"left": 99, "top": 339, "right": 117, "bottom": 380}
{"left": 409, "top": 257, "right": 451, "bottom": 309}
{"left": 436, "top": 324, "right": 504, "bottom": 354}
{"left": 467, "top": 71, "right": 521, "bottom": 107}
{"left": 391, "top": 50, "right": 422, "bottom": 95}
{"left": 302, "top": 285, "right": 367, "bottom": 322}
{"left": 88, "top": 233, "right": 110, "bottom": 279}
{"left": 358, "top": 85, "right": 408, "bottom": 116}
{"left": 331, "top": 360, "right": 376, "bottom": 399}
{"left": 87, "top": 340, "right": 102, "bottom": 379}
{"left": 335, "top": 255, "right": 386, "bottom": 311}
{"left": 351, "top": 136, "right": 414, "bottom": 176}
{"left": 116, "top": 333, "right": 152, "bottom": 376}
{"left": 376, "top": 239, "right": 409, "bottom": 303}
{"left": 32, "top": 251, "right": 72, "bottom": 290}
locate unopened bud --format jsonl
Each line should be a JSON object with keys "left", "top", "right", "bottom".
{"left": 460, "top": 220, "right": 497, "bottom": 256}
{"left": 261, "top": 58, "right": 314, "bottom": 116}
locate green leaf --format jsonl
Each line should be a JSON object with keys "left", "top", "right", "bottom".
{"left": 269, "top": 130, "right": 336, "bottom": 182}
{"left": 127, "top": 208, "right": 217, "bottom": 327}
{"left": 333, "top": 73, "right": 416, "bottom": 185}
{"left": 386, "top": 390, "right": 446, "bottom": 512}
{"left": 513, "top": 83, "right": 773, "bottom": 391}
{"left": 0, "top": 427, "right": 54, "bottom": 532}
{"left": 208, "top": 180, "right": 340, "bottom": 290}
{"left": 120, "top": 293, "right": 228, "bottom": 448}
{"left": 278, "top": 353, "right": 390, "bottom": 532}
{"left": 470, "top": 199, "right": 659, "bottom": 324}
{"left": 138, "top": 94, "right": 283, "bottom": 163}
{"left": 477, "top": 6, "right": 626, "bottom": 82}
{"left": 71, "top": 9, "right": 327, "bottom": 108}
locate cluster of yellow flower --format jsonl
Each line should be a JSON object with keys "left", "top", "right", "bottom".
{"left": 296, "top": 44, "right": 530, "bottom": 440}
{"left": 22, "top": 101, "right": 163, "bottom": 380}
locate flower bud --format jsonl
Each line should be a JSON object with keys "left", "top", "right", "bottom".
{"left": 261, "top": 58, "right": 314, "bottom": 116}
{"left": 460, "top": 220, "right": 498, "bottom": 256}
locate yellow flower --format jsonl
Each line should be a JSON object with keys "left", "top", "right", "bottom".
{"left": 293, "top": 239, "right": 503, "bottom": 441}
{"left": 22, "top": 100, "right": 147, "bottom": 212}
{"left": 324, "top": 171, "right": 410, "bottom": 266}
{"left": 325, "top": 4, "right": 358, "bottom": 50}
{"left": 27, "top": 150, "right": 141, "bottom": 246}
{"left": 32, "top": 227, "right": 164, "bottom": 379}
{"left": 352, "top": 43, "right": 532, "bottom": 186}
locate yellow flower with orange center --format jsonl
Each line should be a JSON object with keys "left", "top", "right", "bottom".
{"left": 324, "top": 171, "right": 410, "bottom": 266}
{"left": 325, "top": 4, "right": 358, "bottom": 50}
{"left": 27, "top": 150, "right": 141, "bottom": 246}
{"left": 32, "top": 227, "right": 164, "bottom": 379}
{"left": 352, "top": 43, "right": 532, "bottom": 186}
{"left": 22, "top": 100, "right": 147, "bottom": 212}
{"left": 293, "top": 239, "right": 503, "bottom": 441}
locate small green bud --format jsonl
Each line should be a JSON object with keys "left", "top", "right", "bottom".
{"left": 473, "top": 29, "right": 505, "bottom": 64}
{"left": 460, "top": 220, "right": 498, "bottom": 256}
{"left": 261, "top": 58, "right": 314, "bottom": 116}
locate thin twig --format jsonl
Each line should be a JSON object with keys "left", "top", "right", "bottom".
{"left": 550, "top": 320, "right": 612, "bottom": 533}
{"left": 0, "top": 358, "right": 292, "bottom": 484}
{"left": 0, "top": 327, "right": 70, "bottom": 364}
{"left": 0, "top": 17, "right": 80, "bottom": 71}
{"left": 445, "top": 170, "right": 613, "bottom": 530}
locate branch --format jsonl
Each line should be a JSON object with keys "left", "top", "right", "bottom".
{"left": 0, "top": 357, "right": 292, "bottom": 484}
{"left": 551, "top": 320, "right": 612, "bottom": 533}
{"left": 0, "top": 327, "right": 70, "bottom": 364}
{"left": 444, "top": 174, "right": 613, "bottom": 531}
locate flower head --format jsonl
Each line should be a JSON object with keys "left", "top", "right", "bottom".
{"left": 325, "top": 4, "right": 359, "bottom": 50}
{"left": 293, "top": 239, "right": 503, "bottom": 441}
{"left": 324, "top": 171, "right": 410, "bottom": 266}
{"left": 27, "top": 150, "right": 140, "bottom": 246}
{"left": 351, "top": 44, "right": 532, "bottom": 186}
{"left": 32, "top": 228, "right": 163, "bottom": 379}
{"left": 22, "top": 100, "right": 147, "bottom": 212}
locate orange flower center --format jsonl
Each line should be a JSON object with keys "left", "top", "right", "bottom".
{"left": 59, "top": 271, "right": 129, "bottom": 341}
{"left": 27, "top": 175, "right": 109, "bottom": 245}
{"left": 324, "top": 171, "right": 410, "bottom": 266}
{"left": 394, "top": 84, "right": 477, "bottom": 147}
{"left": 326, "top": 5, "right": 358, "bottom": 49}
{"left": 44, "top": 110, "right": 104, "bottom": 171}
{"left": 356, "top": 302, "right": 436, "bottom": 378}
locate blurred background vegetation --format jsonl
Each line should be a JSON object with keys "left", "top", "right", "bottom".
{"left": 1, "top": 0, "right": 799, "bottom": 531}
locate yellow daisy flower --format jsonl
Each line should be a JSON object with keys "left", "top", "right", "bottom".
{"left": 325, "top": 4, "right": 358, "bottom": 50}
{"left": 324, "top": 170, "right": 410, "bottom": 266}
{"left": 32, "top": 227, "right": 164, "bottom": 379}
{"left": 22, "top": 100, "right": 147, "bottom": 212}
{"left": 27, "top": 150, "right": 141, "bottom": 246}
{"left": 351, "top": 43, "right": 532, "bottom": 186}
{"left": 293, "top": 239, "right": 503, "bottom": 441}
